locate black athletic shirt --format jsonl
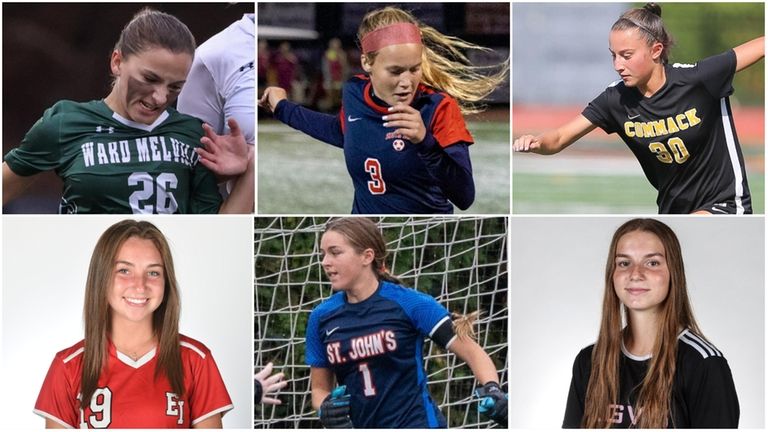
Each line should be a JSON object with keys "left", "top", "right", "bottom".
{"left": 582, "top": 50, "right": 751, "bottom": 214}
{"left": 563, "top": 329, "right": 739, "bottom": 428}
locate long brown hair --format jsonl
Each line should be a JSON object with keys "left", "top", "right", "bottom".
{"left": 324, "top": 217, "right": 479, "bottom": 339}
{"left": 357, "top": 6, "right": 509, "bottom": 115}
{"left": 583, "top": 218, "right": 702, "bottom": 428}
{"left": 611, "top": 3, "right": 674, "bottom": 64}
{"left": 81, "top": 220, "right": 183, "bottom": 409}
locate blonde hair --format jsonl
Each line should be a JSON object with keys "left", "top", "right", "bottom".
{"left": 81, "top": 220, "right": 184, "bottom": 409}
{"left": 583, "top": 219, "right": 702, "bottom": 428}
{"left": 358, "top": 6, "right": 509, "bottom": 115}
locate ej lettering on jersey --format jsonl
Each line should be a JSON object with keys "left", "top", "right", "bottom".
{"left": 80, "top": 136, "right": 200, "bottom": 168}
{"left": 624, "top": 108, "right": 702, "bottom": 138}
{"left": 326, "top": 330, "right": 397, "bottom": 364}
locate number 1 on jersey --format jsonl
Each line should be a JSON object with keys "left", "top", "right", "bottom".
{"left": 365, "top": 158, "right": 386, "bottom": 195}
{"left": 359, "top": 363, "right": 377, "bottom": 397}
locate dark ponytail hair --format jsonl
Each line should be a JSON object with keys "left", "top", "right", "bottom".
{"left": 114, "top": 7, "right": 196, "bottom": 59}
{"left": 323, "top": 218, "right": 401, "bottom": 284}
{"left": 611, "top": 2, "right": 674, "bottom": 63}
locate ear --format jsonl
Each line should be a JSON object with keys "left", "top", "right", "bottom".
{"left": 110, "top": 50, "right": 123, "bottom": 76}
{"left": 650, "top": 41, "right": 664, "bottom": 62}
{"left": 361, "top": 248, "right": 375, "bottom": 266}
{"left": 361, "top": 54, "right": 372, "bottom": 73}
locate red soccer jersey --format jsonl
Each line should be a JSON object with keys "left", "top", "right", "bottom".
{"left": 34, "top": 335, "right": 233, "bottom": 428}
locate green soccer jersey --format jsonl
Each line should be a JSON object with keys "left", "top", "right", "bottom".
{"left": 4, "top": 100, "right": 222, "bottom": 214}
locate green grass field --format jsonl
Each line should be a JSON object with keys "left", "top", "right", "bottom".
{"left": 258, "top": 120, "right": 510, "bottom": 214}
{"left": 513, "top": 138, "right": 764, "bottom": 214}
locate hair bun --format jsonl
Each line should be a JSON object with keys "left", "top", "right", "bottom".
{"left": 643, "top": 2, "right": 662, "bottom": 17}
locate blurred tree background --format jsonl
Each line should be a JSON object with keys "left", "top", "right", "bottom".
{"left": 658, "top": 3, "right": 764, "bottom": 106}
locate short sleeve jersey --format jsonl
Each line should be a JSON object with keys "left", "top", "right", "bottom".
{"left": 177, "top": 14, "right": 255, "bottom": 144}
{"left": 582, "top": 50, "right": 751, "bottom": 214}
{"left": 305, "top": 281, "right": 453, "bottom": 428}
{"left": 563, "top": 329, "right": 739, "bottom": 428}
{"left": 340, "top": 76, "right": 474, "bottom": 214}
{"left": 4, "top": 100, "right": 222, "bottom": 214}
{"left": 34, "top": 335, "right": 233, "bottom": 428}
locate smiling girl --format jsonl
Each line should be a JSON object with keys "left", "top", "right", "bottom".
{"left": 563, "top": 219, "right": 739, "bottom": 428}
{"left": 34, "top": 220, "right": 233, "bottom": 428}
{"left": 259, "top": 6, "right": 508, "bottom": 214}
{"left": 305, "top": 217, "right": 507, "bottom": 428}
{"left": 513, "top": 3, "right": 764, "bottom": 214}
{"left": 3, "top": 8, "right": 253, "bottom": 214}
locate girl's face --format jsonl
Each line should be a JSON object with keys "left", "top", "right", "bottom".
{"left": 612, "top": 230, "right": 670, "bottom": 314}
{"left": 108, "top": 236, "right": 165, "bottom": 327}
{"left": 109, "top": 47, "right": 192, "bottom": 125}
{"left": 320, "top": 230, "right": 374, "bottom": 292}
{"left": 608, "top": 28, "right": 663, "bottom": 89}
{"left": 362, "top": 42, "right": 423, "bottom": 107}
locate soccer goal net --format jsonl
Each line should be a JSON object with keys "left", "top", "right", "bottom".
{"left": 254, "top": 216, "right": 508, "bottom": 428}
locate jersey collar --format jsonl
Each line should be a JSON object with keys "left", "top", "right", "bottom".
{"left": 109, "top": 340, "right": 157, "bottom": 369}
{"left": 621, "top": 328, "right": 691, "bottom": 361}
{"left": 103, "top": 100, "right": 170, "bottom": 132}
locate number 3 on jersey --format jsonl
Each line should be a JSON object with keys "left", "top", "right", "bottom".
{"left": 365, "top": 158, "right": 386, "bottom": 195}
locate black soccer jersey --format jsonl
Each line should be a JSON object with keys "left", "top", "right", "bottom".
{"left": 563, "top": 329, "right": 739, "bottom": 428}
{"left": 582, "top": 49, "right": 751, "bottom": 214}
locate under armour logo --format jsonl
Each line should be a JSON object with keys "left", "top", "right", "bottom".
{"left": 239, "top": 61, "right": 255, "bottom": 72}
{"left": 96, "top": 126, "right": 114, "bottom": 134}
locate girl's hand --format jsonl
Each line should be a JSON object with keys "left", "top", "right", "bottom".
{"left": 512, "top": 134, "right": 542, "bottom": 152}
{"left": 258, "top": 87, "right": 288, "bottom": 113}
{"left": 255, "top": 362, "right": 288, "bottom": 405}
{"left": 196, "top": 118, "right": 249, "bottom": 177}
{"left": 382, "top": 103, "right": 426, "bottom": 144}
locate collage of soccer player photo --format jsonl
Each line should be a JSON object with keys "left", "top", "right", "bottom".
{"left": 0, "top": 1, "right": 765, "bottom": 430}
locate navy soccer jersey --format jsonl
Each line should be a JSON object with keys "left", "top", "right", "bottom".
{"left": 582, "top": 50, "right": 751, "bottom": 214}
{"left": 305, "top": 281, "right": 455, "bottom": 428}
{"left": 274, "top": 75, "right": 475, "bottom": 214}
{"left": 563, "top": 329, "right": 739, "bottom": 428}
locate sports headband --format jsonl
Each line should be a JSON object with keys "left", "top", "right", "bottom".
{"left": 361, "top": 22, "right": 422, "bottom": 54}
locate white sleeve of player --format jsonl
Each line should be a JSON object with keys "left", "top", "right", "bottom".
{"left": 221, "top": 65, "right": 255, "bottom": 145}
{"left": 177, "top": 56, "right": 226, "bottom": 137}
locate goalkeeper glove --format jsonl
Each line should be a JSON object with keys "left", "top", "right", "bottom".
{"left": 475, "top": 382, "right": 508, "bottom": 427}
{"left": 319, "top": 385, "right": 354, "bottom": 428}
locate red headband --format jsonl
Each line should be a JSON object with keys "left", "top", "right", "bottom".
{"left": 361, "top": 22, "right": 422, "bottom": 54}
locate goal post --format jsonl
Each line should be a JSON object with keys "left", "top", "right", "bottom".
{"left": 254, "top": 216, "right": 508, "bottom": 428}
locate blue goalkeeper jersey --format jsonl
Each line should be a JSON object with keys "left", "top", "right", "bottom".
{"left": 305, "top": 281, "right": 454, "bottom": 428}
